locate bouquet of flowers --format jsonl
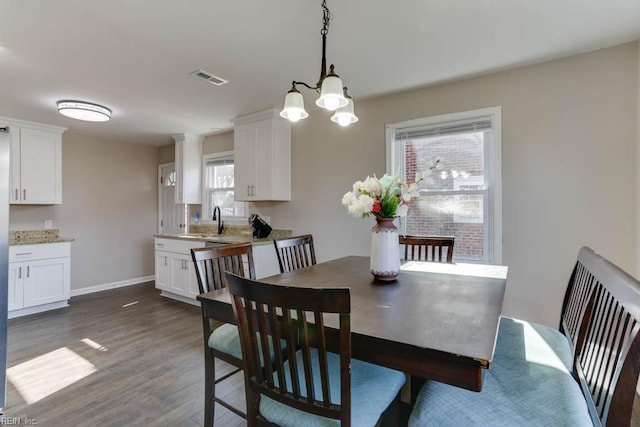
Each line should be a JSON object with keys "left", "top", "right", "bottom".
{"left": 342, "top": 159, "right": 440, "bottom": 219}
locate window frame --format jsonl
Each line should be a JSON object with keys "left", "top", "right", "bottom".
{"left": 201, "top": 151, "right": 247, "bottom": 223}
{"left": 385, "top": 106, "right": 502, "bottom": 264}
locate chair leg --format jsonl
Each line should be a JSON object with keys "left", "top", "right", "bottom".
{"left": 379, "top": 393, "right": 401, "bottom": 427}
{"left": 410, "top": 375, "right": 425, "bottom": 405}
{"left": 204, "top": 347, "right": 215, "bottom": 426}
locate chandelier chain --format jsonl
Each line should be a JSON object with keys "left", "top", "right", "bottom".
{"left": 320, "top": 0, "right": 331, "bottom": 36}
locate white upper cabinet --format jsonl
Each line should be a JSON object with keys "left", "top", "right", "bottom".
{"left": 1, "top": 117, "right": 65, "bottom": 205}
{"left": 233, "top": 109, "right": 291, "bottom": 201}
{"left": 172, "top": 133, "right": 203, "bottom": 204}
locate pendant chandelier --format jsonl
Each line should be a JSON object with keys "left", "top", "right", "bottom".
{"left": 279, "top": 0, "right": 358, "bottom": 126}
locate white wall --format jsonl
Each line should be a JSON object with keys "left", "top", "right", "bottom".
{"left": 10, "top": 132, "right": 159, "bottom": 292}
{"left": 264, "top": 42, "right": 638, "bottom": 327}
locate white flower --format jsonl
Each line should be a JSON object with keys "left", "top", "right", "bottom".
{"left": 343, "top": 158, "right": 440, "bottom": 219}
{"left": 347, "top": 194, "right": 374, "bottom": 217}
{"left": 402, "top": 182, "right": 419, "bottom": 202}
{"left": 342, "top": 191, "right": 356, "bottom": 206}
{"left": 361, "top": 176, "right": 382, "bottom": 196}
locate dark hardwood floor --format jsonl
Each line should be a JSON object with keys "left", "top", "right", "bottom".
{"left": 3, "top": 282, "right": 640, "bottom": 426}
{"left": 4, "top": 282, "right": 244, "bottom": 426}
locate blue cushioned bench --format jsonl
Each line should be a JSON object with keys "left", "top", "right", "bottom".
{"left": 409, "top": 247, "right": 640, "bottom": 426}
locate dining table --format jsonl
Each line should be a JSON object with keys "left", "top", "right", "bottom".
{"left": 197, "top": 255, "right": 507, "bottom": 394}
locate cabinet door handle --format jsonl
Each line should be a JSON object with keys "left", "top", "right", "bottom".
{"left": 14, "top": 189, "right": 18, "bottom": 201}
{"left": 18, "top": 267, "right": 21, "bottom": 279}
{"left": 23, "top": 189, "right": 26, "bottom": 200}
{"left": 247, "top": 185, "right": 250, "bottom": 196}
{"left": 164, "top": 256, "right": 168, "bottom": 266}
{"left": 27, "top": 266, "right": 30, "bottom": 278}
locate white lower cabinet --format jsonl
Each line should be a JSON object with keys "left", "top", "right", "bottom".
{"left": 154, "top": 237, "right": 281, "bottom": 304}
{"left": 154, "top": 238, "right": 204, "bottom": 305}
{"left": 253, "top": 244, "right": 280, "bottom": 279}
{"left": 8, "top": 242, "right": 71, "bottom": 318}
{"left": 155, "top": 251, "right": 171, "bottom": 292}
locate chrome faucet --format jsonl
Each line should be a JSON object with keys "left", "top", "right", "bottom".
{"left": 212, "top": 206, "right": 224, "bottom": 235}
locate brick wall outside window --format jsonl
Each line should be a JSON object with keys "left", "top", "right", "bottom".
{"left": 402, "top": 132, "right": 485, "bottom": 260}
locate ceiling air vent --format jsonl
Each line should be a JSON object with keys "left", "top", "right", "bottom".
{"left": 190, "top": 69, "right": 228, "bottom": 86}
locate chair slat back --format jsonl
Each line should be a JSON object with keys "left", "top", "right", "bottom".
{"left": 191, "top": 243, "right": 255, "bottom": 293}
{"left": 226, "top": 272, "right": 351, "bottom": 426}
{"left": 399, "top": 235, "right": 455, "bottom": 263}
{"left": 569, "top": 247, "right": 640, "bottom": 426}
{"left": 273, "top": 234, "right": 317, "bottom": 273}
{"left": 559, "top": 249, "right": 599, "bottom": 354}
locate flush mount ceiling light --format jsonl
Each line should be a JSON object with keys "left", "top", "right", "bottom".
{"left": 279, "top": 0, "right": 358, "bottom": 126}
{"left": 57, "top": 101, "right": 111, "bottom": 122}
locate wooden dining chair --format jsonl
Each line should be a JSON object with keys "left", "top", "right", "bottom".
{"left": 408, "top": 247, "right": 640, "bottom": 426}
{"left": 225, "top": 272, "right": 406, "bottom": 427}
{"left": 191, "top": 242, "right": 256, "bottom": 426}
{"left": 273, "top": 234, "right": 317, "bottom": 273}
{"left": 399, "top": 235, "right": 455, "bottom": 263}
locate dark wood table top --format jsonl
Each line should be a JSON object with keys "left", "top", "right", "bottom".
{"left": 198, "top": 255, "right": 507, "bottom": 391}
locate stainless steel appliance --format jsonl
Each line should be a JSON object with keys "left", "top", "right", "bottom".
{"left": 0, "top": 127, "right": 9, "bottom": 411}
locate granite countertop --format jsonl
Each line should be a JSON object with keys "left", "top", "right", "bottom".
{"left": 9, "top": 229, "right": 75, "bottom": 246}
{"left": 155, "top": 224, "right": 291, "bottom": 247}
{"left": 155, "top": 233, "right": 278, "bottom": 246}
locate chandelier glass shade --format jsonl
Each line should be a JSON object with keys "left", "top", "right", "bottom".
{"left": 330, "top": 96, "right": 358, "bottom": 126}
{"left": 280, "top": 0, "right": 357, "bottom": 126}
{"left": 281, "top": 87, "right": 309, "bottom": 122}
{"left": 57, "top": 101, "right": 111, "bottom": 122}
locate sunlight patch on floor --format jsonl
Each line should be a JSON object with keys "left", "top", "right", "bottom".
{"left": 7, "top": 347, "right": 97, "bottom": 404}
{"left": 122, "top": 301, "right": 139, "bottom": 308}
{"left": 81, "top": 338, "right": 108, "bottom": 352}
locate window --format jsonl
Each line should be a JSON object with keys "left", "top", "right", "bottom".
{"left": 386, "top": 107, "right": 502, "bottom": 263}
{"left": 202, "top": 152, "right": 246, "bottom": 221}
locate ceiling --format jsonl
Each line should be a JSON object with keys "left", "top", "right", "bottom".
{"left": 1, "top": 0, "right": 640, "bottom": 147}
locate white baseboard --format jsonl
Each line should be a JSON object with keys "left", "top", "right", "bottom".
{"left": 159, "top": 290, "right": 200, "bottom": 307}
{"left": 8, "top": 301, "right": 69, "bottom": 319}
{"left": 70, "top": 275, "right": 155, "bottom": 297}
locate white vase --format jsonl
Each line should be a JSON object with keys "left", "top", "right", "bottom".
{"left": 370, "top": 217, "right": 401, "bottom": 282}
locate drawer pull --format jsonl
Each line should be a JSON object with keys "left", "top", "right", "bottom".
{"left": 15, "top": 252, "right": 33, "bottom": 256}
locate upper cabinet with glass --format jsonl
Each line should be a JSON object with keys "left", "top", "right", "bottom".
{"left": 232, "top": 109, "right": 291, "bottom": 202}
{"left": 1, "top": 116, "right": 66, "bottom": 205}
